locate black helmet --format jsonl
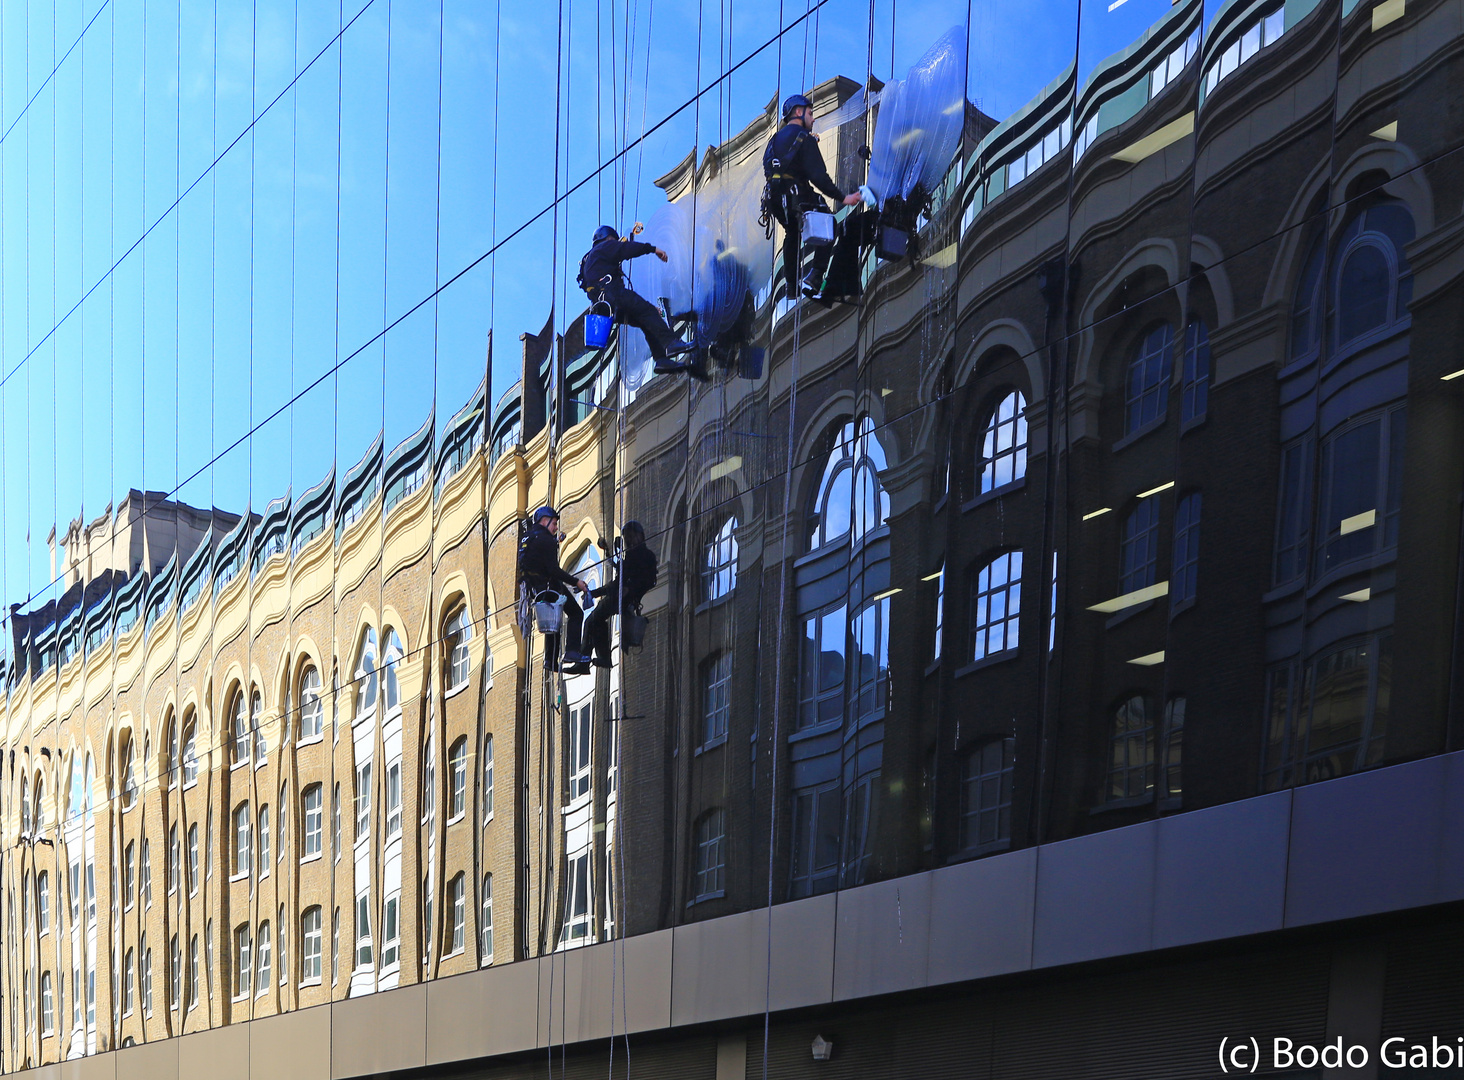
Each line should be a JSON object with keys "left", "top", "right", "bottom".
{"left": 592, "top": 224, "right": 618, "bottom": 244}
{"left": 782, "top": 93, "right": 812, "bottom": 118}
{"left": 532, "top": 505, "right": 559, "bottom": 524}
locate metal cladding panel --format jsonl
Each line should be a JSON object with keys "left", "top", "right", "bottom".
{"left": 1285, "top": 755, "right": 1451, "bottom": 927}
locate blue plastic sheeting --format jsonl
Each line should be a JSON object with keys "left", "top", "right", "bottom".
{"left": 621, "top": 154, "right": 774, "bottom": 390}
{"left": 867, "top": 25, "right": 967, "bottom": 207}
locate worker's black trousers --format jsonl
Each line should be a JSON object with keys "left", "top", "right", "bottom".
{"left": 594, "top": 282, "right": 679, "bottom": 359}
{"left": 583, "top": 596, "right": 631, "bottom": 664}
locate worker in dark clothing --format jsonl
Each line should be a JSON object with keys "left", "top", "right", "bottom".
{"left": 583, "top": 521, "right": 658, "bottom": 668}
{"left": 762, "top": 94, "right": 863, "bottom": 299}
{"left": 518, "top": 505, "right": 594, "bottom": 675}
{"left": 579, "top": 225, "right": 697, "bottom": 376}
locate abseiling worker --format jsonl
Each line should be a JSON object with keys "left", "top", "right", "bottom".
{"left": 578, "top": 225, "right": 696, "bottom": 376}
{"left": 763, "top": 94, "right": 863, "bottom": 299}
{"left": 583, "top": 521, "right": 658, "bottom": 668}
{"left": 518, "top": 505, "right": 594, "bottom": 675}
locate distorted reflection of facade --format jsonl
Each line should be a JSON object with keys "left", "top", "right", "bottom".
{"left": 3, "top": 0, "right": 1464, "bottom": 1075}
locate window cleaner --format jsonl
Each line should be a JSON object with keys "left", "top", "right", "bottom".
{"left": 577, "top": 225, "right": 698, "bottom": 377}
{"left": 518, "top": 506, "right": 594, "bottom": 675}
{"left": 583, "top": 521, "right": 658, "bottom": 668}
{"left": 760, "top": 94, "right": 863, "bottom": 301}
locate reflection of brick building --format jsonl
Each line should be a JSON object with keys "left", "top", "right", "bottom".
{"left": 4, "top": 0, "right": 1464, "bottom": 1076}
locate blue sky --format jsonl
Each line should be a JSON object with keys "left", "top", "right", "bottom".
{"left": 0, "top": 0, "right": 1191, "bottom": 618}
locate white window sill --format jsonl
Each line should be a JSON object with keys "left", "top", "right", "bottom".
{"left": 445, "top": 679, "right": 470, "bottom": 700}
{"left": 480, "top": 955, "right": 494, "bottom": 968}
{"left": 231, "top": 760, "right": 248, "bottom": 771}
{"left": 259, "top": 871, "right": 270, "bottom": 881}
{"left": 483, "top": 811, "right": 495, "bottom": 826}
{"left": 297, "top": 733, "right": 324, "bottom": 748}
{"left": 446, "top": 812, "right": 465, "bottom": 827}
{"left": 183, "top": 779, "right": 198, "bottom": 791}
{"left": 122, "top": 1009, "right": 133, "bottom": 1019}
{"left": 255, "top": 988, "right": 270, "bottom": 999}
{"left": 299, "top": 851, "right": 323, "bottom": 866}
{"left": 299, "top": 976, "right": 322, "bottom": 989}
{"left": 230, "top": 871, "right": 249, "bottom": 883}
{"left": 232, "top": 993, "right": 249, "bottom": 1003}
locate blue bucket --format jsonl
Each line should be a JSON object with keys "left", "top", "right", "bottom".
{"left": 584, "top": 301, "right": 614, "bottom": 350}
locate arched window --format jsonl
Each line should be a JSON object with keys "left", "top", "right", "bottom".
{"left": 231, "top": 689, "right": 249, "bottom": 765}
{"left": 978, "top": 390, "right": 1028, "bottom": 494}
{"left": 20, "top": 774, "right": 29, "bottom": 834}
{"left": 969, "top": 551, "right": 1023, "bottom": 662}
{"left": 356, "top": 628, "right": 379, "bottom": 717}
{"left": 251, "top": 690, "right": 266, "bottom": 760}
{"left": 704, "top": 516, "right": 739, "bottom": 601}
{"left": 1119, "top": 497, "right": 1161, "bottom": 594}
{"left": 1290, "top": 234, "right": 1325, "bottom": 362}
{"left": 68, "top": 757, "right": 83, "bottom": 821}
{"left": 1181, "top": 320, "right": 1209, "bottom": 423}
{"left": 122, "top": 739, "right": 137, "bottom": 809}
{"left": 181, "top": 717, "right": 198, "bottom": 785}
{"left": 444, "top": 607, "right": 472, "bottom": 692}
{"left": 164, "top": 714, "right": 178, "bottom": 787}
{"left": 1124, "top": 323, "right": 1173, "bottom": 434}
{"left": 298, "top": 665, "right": 323, "bottom": 740}
{"left": 807, "top": 417, "right": 890, "bottom": 549}
{"left": 1334, "top": 202, "right": 1414, "bottom": 348}
{"left": 1107, "top": 695, "right": 1154, "bottom": 801}
{"left": 383, "top": 630, "right": 404, "bottom": 711}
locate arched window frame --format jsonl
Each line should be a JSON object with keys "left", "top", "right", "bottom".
{"left": 298, "top": 663, "right": 324, "bottom": 741}
{"left": 1331, "top": 202, "right": 1414, "bottom": 352}
{"left": 1123, "top": 322, "right": 1174, "bottom": 435}
{"left": 807, "top": 417, "right": 890, "bottom": 550}
{"left": 180, "top": 715, "right": 198, "bottom": 786}
{"left": 164, "top": 712, "right": 178, "bottom": 788}
{"left": 1107, "top": 694, "right": 1154, "bottom": 803}
{"left": 251, "top": 689, "right": 266, "bottom": 762}
{"left": 704, "top": 516, "right": 739, "bottom": 602}
{"left": 382, "top": 629, "right": 404, "bottom": 713}
{"left": 354, "top": 628, "right": 379, "bottom": 720}
{"left": 230, "top": 687, "right": 249, "bottom": 767}
{"left": 444, "top": 606, "right": 472, "bottom": 693}
{"left": 976, "top": 389, "right": 1028, "bottom": 495}
{"left": 1289, "top": 233, "right": 1325, "bottom": 364}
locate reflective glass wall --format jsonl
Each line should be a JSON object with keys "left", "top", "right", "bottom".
{"left": 2, "top": 0, "right": 1462, "bottom": 1066}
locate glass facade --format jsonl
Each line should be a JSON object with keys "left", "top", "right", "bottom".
{"left": 1, "top": 0, "right": 1462, "bottom": 1067}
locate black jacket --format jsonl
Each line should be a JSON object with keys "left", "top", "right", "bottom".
{"left": 518, "top": 522, "right": 579, "bottom": 592}
{"left": 763, "top": 122, "right": 845, "bottom": 203}
{"left": 593, "top": 544, "right": 657, "bottom": 608}
{"left": 578, "top": 237, "right": 657, "bottom": 293}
